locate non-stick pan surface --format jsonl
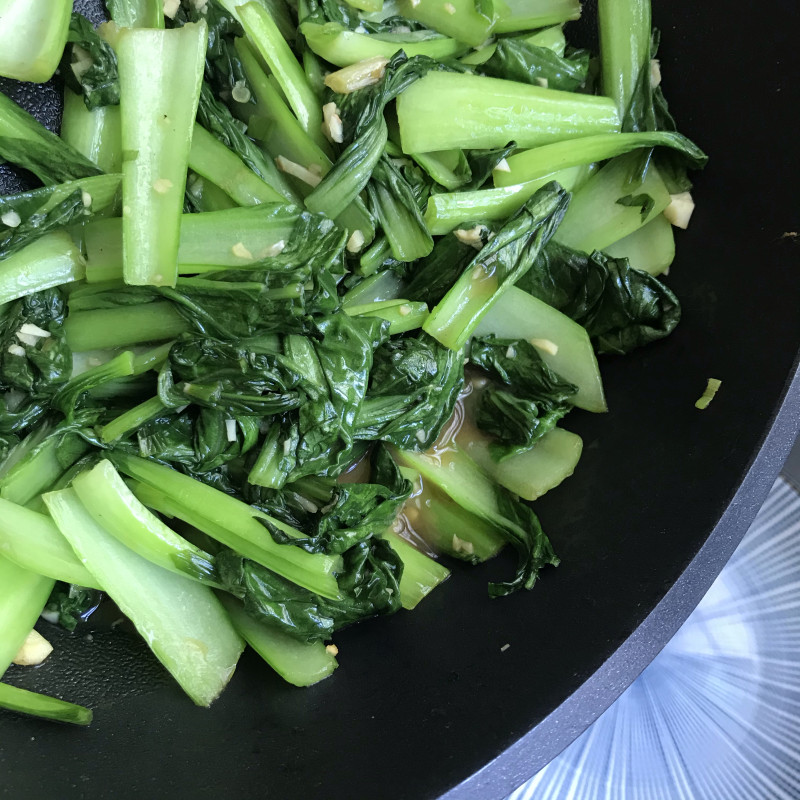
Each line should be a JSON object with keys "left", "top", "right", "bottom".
{"left": 2, "top": 2, "right": 800, "bottom": 798}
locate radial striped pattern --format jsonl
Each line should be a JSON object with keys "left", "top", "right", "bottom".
{"left": 509, "top": 478, "right": 800, "bottom": 800}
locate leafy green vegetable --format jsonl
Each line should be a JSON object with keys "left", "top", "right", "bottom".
{"left": 64, "top": 13, "right": 120, "bottom": 110}
{"left": 482, "top": 39, "right": 590, "bottom": 92}
{"left": 516, "top": 240, "right": 681, "bottom": 355}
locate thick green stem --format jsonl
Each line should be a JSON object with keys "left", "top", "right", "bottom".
{"left": 107, "top": 0, "right": 164, "bottom": 27}
{"left": 0, "top": 498, "right": 100, "bottom": 588}
{"left": 43, "top": 488, "right": 244, "bottom": 707}
{"left": 0, "top": 683, "right": 93, "bottom": 726}
{"left": 0, "top": 0, "right": 71, "bottom": 83}
{"left": 72, "top": 460, "right": 221, "bottom": 586}
{"left": 118, "top": 22, "right": 208, "bottom": 286}
{"left": 494, "top": 131, "right": 707, "bottom": 188}
{"left": 397, "top": 71, "right": 620, "bottom": 152}
{"left": 598, "top": 0, "right": 651, "bottom": 118}
{"left": 238, "top": 2, "right": 327, "bottom": 150}
{"left": 188, "top": 124, "right": 285, "bottom": 206}
{"left": 344, "top": 299, "right": 428, "bottom": 335}
{"left": 64, "top": 302, "right": 189, "bottom": 351}
{"left": 114, "top": 453, "right": 342, "bottom": 600}
{"left": 0, "top": 554, "right": 55, "bottom": 678}
{"left": 0, "top": 232, "right": 84, "bottom": 306}
{"left": 60, "top": 88, "right": 122, "bottom": 174}
{"left": 382, "top": 531, "right": 450, "bottom": 610}
{"left": 495, "top": 0, "right": 580, "bottom": 33}
{"left": 219, "top": 594, "right": 338, "bottom": 687}
{"left": 395, "top": 0, "right": 497, "bottom": 47}
{"left": 342, "top": 270, "right": 404, "bottom": 307}
{"left": 100, "top": 395, "right": 166, "bottom": 443}
{"left": 604, "top": 212, "right": 675, "bottom": 276}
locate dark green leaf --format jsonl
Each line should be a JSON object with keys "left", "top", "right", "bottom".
{"left": 43, "top": 583, "right": 102, "bottom": 632}
{"left": 482, "top": 39, "right": 590, "bottom": 92}
{"left": 64, "top": 13, "right": 120, "bottom": 109}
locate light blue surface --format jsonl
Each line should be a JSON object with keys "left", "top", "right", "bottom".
{"left": 510, "top": 478, "right": 800, "bottom": 800}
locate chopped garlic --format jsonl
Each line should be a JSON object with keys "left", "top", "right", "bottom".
{"left": 347, "top": 229, "right": 366, "bottom": 253}
{"left": 324, "top": 56, "right": 389, "bottom": 94}
{"left": 152, "top": 178, "right": 173, "bottom": 194}
{"left": 535, "top": 77, "right": 549, "bottom": 89}
{"left": 81, "top": 190, "right": 92, "bottom": 207}
{"left": 225, "top": 418, "right": 237, "bottom": 442}
{"left": 191, "top": 0, "right": 209, "bottom": 11}
{"left": 326, "top": 643, "right": 339, "bottom": 656}
{"left": 500, "top": 643, "right": 510, "bottom": 653}
{"left": 231, "top": 80, "right": 251, "bottom": 103}
{"left": 443, "top": 2, "right": 456, "bottom": 13}
{"left": 19, "top": 323, "right": 51, "bottom": 339}
{"left": 295, "top": 495, "right": 319, "bottom": 514}
{"left": 493, "top": 158, "right": 511, "bottom": 174}
{"left": 664, "top": 191, "right": 695, "bottom": 229}
{"left": 7, "top": 344, "right": 26, "bottom": 357}
{"left": 529, "top": 337, "right": 559, "bottom": 356}
{"left": 398, "top": 304, "right": 412, "bottom": 317}
{"left": 231, "top": 242, "right": 254, "bottom": 260}
{"left": 505, "top": 345, "right": 516, "bottom": 359}
{"left": 409, "top": 0, "right": 420, "bottom": 7}
{"left": 452, "top": 534, "right": 474, "bottom": 555}
{"left": 322, "top": 102, "right": 344, "bottom": 144}
{"left": 454, "top": 224, "right": 487, "bottom": 250}
{"left": 1, "top": 210, "right": 21, "bottom": 227}
{"left": 415, "top": 429, "right": 427, "bottom": 443}
{"left": 275, "top": 155, "right": 322, "bottom": 187}
{"left": 282, "top": 438, "right": 292, "bottom": 456}
{"left": 162, "top": 0, "right": 180, "bottom": 18}
{"left": 13, "top": 630, "right": 53, "bottom": 666}
{"left": 15, "top": 331, "right": 39, "bottom": 347}
{"left": 650, "top": 58, "right": 662, "bottom": 89}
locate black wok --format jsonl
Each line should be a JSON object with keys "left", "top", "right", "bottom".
{"left": 2, "top": 1, "right": 800, "bottom": 797}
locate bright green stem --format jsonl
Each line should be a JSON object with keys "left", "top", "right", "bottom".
{"left": 219, "top": 595, "right": 338, "bottom": 687}
{"left": 247, "top": 424, "right": 287, "bottom": 489}
{"left": 397, "top": 71, "right": 620, "bottom": 152}
{"left": 382, "top": 531, "right": 450, "bottom": 610}
{"left": 0, "top": 498, "right": 100, "bottom": 588}
{"left": 395, "top": 0, "right": 496, "bottom": 47}
{"left": 475, "top": 286, "right": 607, "bottom": 413}
{"left": 64, "top": 302, "right": 189, "bottom": 351}
{"left": 107, "top": 0, "right": 164, "bottom": 27}
{"left": 0, "top": 554, "right": 55, "bottom": 678}
{"left": 426, "top": 165, "right": 587, "bottom": 234}
{"left": 114, "top": 453, "right": 342, "bottom": 600}
{"left": 424, "top": 184, "right": 569, "bottom": 351}
{"left": 412, "top": 149, "right": 470, "bottom": 191}
{"left": 495, "top": 0, "right": 580, "bottom": 33}
{"left": 0, "top": 683, "right": 92, "bottom": 726}
{"left": 344, "top": 299, "right": 428, "bottom": 335}
{"left": 0, "top": 0, "right": 71, "bottom": 82}
{"left": 555, "top": 153, "right": 671, "bottom": 253}
{"left": 235, "top": 37, "right": 332, "bottom": 175}
{"left": 342, "top": 270, "right": 404, "bottom": 307}
{"left": 0, "top": 232, "right": 84, "bottom": 306}
{"left": 118, "top": 22, "right": 208, "bottom": 286}
{"left": 604, "top": 212, "right": 675, "bottom": 276}
{"left": 188, "top": 123, "right": 285, "bottom": 206}
{"left": 61, "top": 88, "right": 122, "bottom": 174}
{"left": 72, "top": 460, "right": 221, "bottom": 587}
{"left": 0, "top": 92, "right": 101, "bottom": 185}
{"left": 599, "top": 0, "right": 651, "bottom": 117}
{"left": 186, "top": 173, "right": 239, "bottom": 212}
{"left": 43, "top": 488, "right": 244, "bottom": 707}
{"left": 0, "top": 433, "right": 89, "bottom": 506}
{"left": 358, "top": 236, "right": 392, "bottom": 277}
{"left": 494, "top": 131, "right": 707, "bottom": 187}
{"left": 0, "top": 173, "right": 121, "bottom": 223}
{"left": 301, "top": 21, "right": 469, "bottom": 67}
{"left": 101, "top": 396, "right": 167, "bottom": 443}
{"left": 238, "top": 2, "right": 327, "bottom": 150}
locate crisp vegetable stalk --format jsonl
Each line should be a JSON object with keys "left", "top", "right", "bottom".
{"left": 117, "top": 21, "right": 208, "bottom": 286}
{"left": 60, "top": 88, "right": 123, "bottom": 174}
{"left": 219, "top": 594, "right": 338, "bottom": 687}
{"left": 495, "top": 0, "right": 581, "bottom": 34}
{"left": 0, "top": 0, "right": 71, "bottom": 83}
{"left": 72, "top": 460, "right": 221, "bottom": 587}
{"left": 599, "top": 0, "right": 651, "bottom": 117}
{"left": 397, "top": 72, "right": 620, "bottom": 152}
{"left": 0, "top": 498, "right": 99, "bottom": 588}
{"left": 107, "top": 0, "right": 164, "bottom": 27}
{"left": 395, "top": 0, "right": 496, "bottom": 47}
{"left": 43, "top": 488, "right": 245, "bottom": 707}
{"left": 0, "top": 554, "right": 54, "bottom": 677}
{"left": 382, "top": 531, "right": 450, "bottom": 610}
{"left": 604, "top": 213, "right": 675, "bottom": 276}
{"left": 0, "top": 683, "right": 93, "bottom": 726}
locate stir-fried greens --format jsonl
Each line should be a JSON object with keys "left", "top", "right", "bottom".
{"left": 0, "top": 0, "right": 706, "bottom": 724}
